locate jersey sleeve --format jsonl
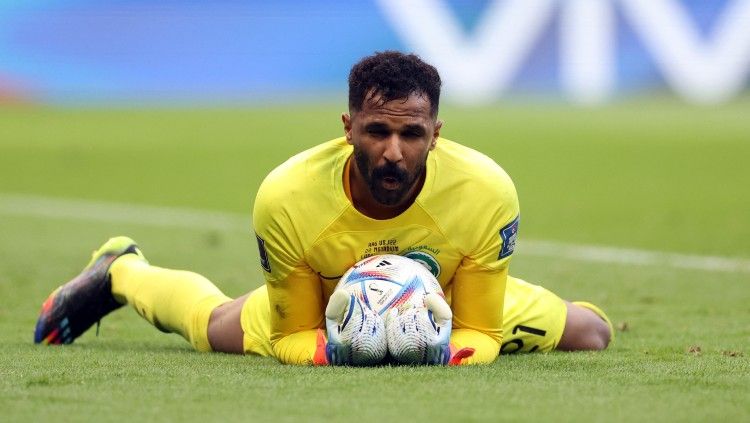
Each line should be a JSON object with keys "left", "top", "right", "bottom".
{"left": 449, "top": 172, "right": 520, "bottom": 364}
{"left": 253, "top": 177, "right": 324, "bottom": 365}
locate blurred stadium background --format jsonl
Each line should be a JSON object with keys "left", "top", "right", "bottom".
{"left": 1, "top": 1, "right": 748, "bottom": 422}
{"left": 1, "top": 0, "right": 748, "bottom": 105}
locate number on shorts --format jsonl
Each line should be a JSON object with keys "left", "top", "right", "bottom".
{"left": 500, "top": 324, "right": 547, "bottom": 354}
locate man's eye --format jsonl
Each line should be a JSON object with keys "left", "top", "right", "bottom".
{"left": 368, "top": 129, "right": 388, "bottom": 137}
{"left": 402, "top": 131, "right": 420, "bottom": 138}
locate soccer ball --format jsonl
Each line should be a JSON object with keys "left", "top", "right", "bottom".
{"left": 335, "top": 254, "right": 445, "bottom": 314}
{"left": 324, "top": 289, "right": 387, "bottom": 366}
{"left": 326, "top": 254, "right": 452, "bottom": 365}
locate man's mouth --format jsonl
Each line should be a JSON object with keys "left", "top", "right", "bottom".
{"left": 380, "top": 175, "right": 401, "bottom": 190}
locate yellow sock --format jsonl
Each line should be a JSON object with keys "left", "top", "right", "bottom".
{"left": 109, "top": 254, "right": 231, "bottom": 352}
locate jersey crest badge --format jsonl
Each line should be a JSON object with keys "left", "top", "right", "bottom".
{"left": 498, "top": 216, "right": 520, "bottom": 259}
{"left": 403, "top": 250, "right": 441, "bottom": 278}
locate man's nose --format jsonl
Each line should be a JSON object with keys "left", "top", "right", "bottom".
{"left": 382, "top": 135, "right": 404, "bottom": 163}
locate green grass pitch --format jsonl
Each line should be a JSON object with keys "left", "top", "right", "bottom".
{"left": 1, "top": 100, "right": 748, "bottom": 422}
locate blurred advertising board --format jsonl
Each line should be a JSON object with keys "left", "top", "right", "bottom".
{"left": 0, "top": 0, "right": 748, "bottom": 104}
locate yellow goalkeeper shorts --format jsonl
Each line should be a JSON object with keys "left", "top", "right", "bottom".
{"left": 499, "top": 276, "right": 567, "bottom": 354}
{"left": 239, "top": 275, "right": 568, "bottom": 356}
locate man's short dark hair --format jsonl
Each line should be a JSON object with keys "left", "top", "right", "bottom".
{"left": 348, "top": 51, "right": 441, "bottom": 117}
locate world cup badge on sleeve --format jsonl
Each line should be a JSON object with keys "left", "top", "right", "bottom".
{"left": 498, "top": 216, "right": 519, "bottom": 259}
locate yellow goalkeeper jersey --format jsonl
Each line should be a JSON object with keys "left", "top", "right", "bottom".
{"left": 252, "top": 137, "right": 519, "bottom": 365}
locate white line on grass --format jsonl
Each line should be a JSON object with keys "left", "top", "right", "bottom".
{"left": 2, "top": 193, "right": 749, "bottom": 274}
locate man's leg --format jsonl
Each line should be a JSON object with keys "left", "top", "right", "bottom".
{"left": 205, "top": 294, "right": 249, "bottom": 354}
{"left": 207, "top": 285, "right": 274, "bottom": 357}
{"left": 110, "top": 253, "right": 233, "bottom": 352}
{"left": 501, "top": 276, "right": 612, "bottom": 354}
{"left": 557, "top": 301, "right": 613, "bottom": 351}
{"left": 35, "top": 236, "right": 232, "bottom": 352}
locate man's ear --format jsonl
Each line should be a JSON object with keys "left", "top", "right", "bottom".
{"left": 431, "top": 120, "right": 443, "bottom": 150}
{"left": 342, "top": 113, "right": 353, "bottom": 144}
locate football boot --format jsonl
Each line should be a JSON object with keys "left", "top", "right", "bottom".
{"left": 34, "top": 236, "right": 146, "bottom": 345}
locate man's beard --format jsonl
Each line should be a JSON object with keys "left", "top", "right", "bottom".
{"left": 354, "top": 148, "right": 425, "bottom": 206}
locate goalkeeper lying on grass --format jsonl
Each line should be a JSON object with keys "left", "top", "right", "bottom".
{"left": 33, "top": 51, "right": 612, "bottom": 365}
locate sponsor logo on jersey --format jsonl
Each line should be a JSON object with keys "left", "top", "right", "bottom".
{"left": 255, "top": 233, "right": 271, "bottom": 272}
{"left": 499, "top": 215, "right": 520, "bottom": 259}
{"left": 403, "top": 250, "right": 441, "bottom": 278}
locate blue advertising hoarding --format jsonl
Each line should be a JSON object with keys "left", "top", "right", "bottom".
{"left": 0, "top": 0, "right": 748, "bottom": 105}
